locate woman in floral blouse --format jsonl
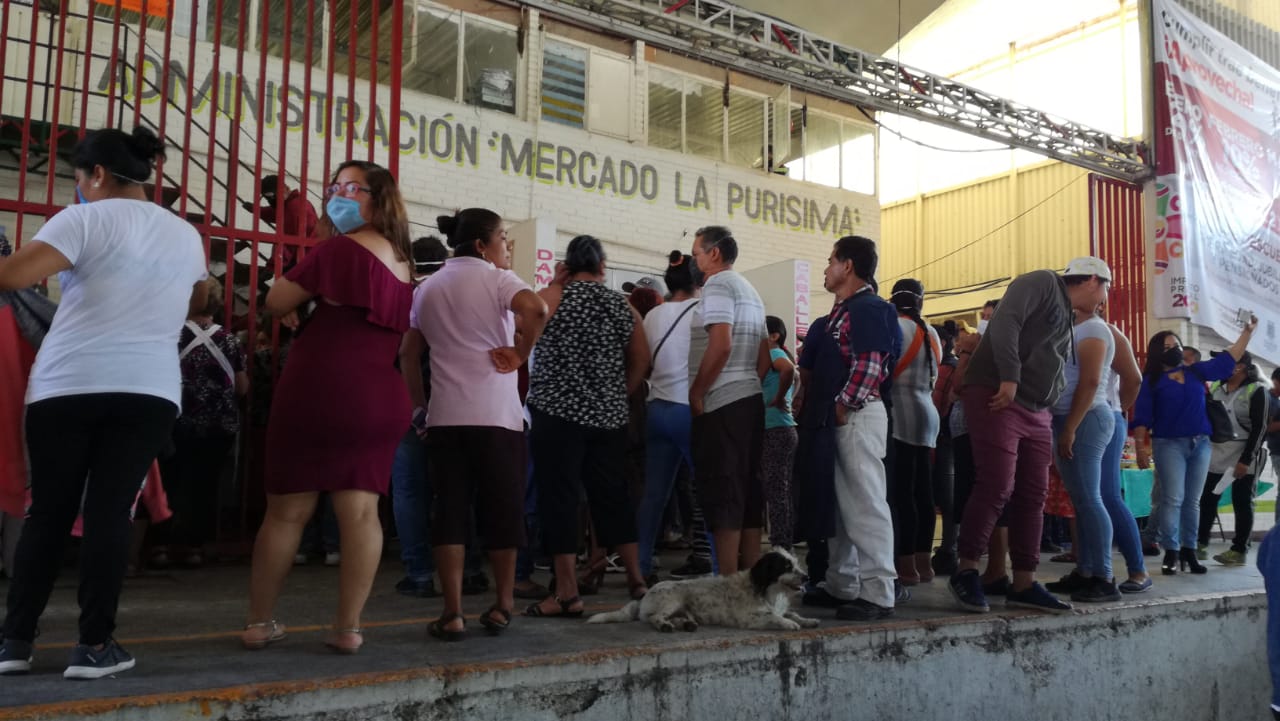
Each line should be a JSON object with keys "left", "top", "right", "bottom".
{"left": 525, "top": 236, "right": 651, "bottom": 617}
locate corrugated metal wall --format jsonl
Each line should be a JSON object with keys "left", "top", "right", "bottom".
{"left": 1180, "top": 0, "right": 1280, "bottom": 68}
{"left": 1091, "top": 176, "right": 1147, "bottom": 356}
{"left": 879, "top": 161, "right": 1091, "bottom": 318}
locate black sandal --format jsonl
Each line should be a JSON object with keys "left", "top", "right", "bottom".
{"left": 427, "top": 612, "right": 467, "bottom": 642}
{"left": 479, "top": 606, "right": 512, "bottom": 635}
{"left": 523, "top": 595, "right": 583, "bottom": 618}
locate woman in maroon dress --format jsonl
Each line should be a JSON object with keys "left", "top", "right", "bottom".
{"left": 242, "top": 160, "right": 414, "bottom": 654}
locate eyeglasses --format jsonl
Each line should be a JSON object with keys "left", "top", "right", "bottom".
{"left": 326, "top": 181, "right": 372, "bottom": 198}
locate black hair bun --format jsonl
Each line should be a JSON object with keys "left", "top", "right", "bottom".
{"left": 436, "top": 214, "right": 459, "bottom": 241}
{"left": 668, "top": 249, "right": 683, "bottom": 264}
{"left": 128, "top": 126, "right": 167, "bottom": 163}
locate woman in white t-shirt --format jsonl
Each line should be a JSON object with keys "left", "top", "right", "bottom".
{"left": 0, "top": 126, "right": 206, "bottom": 680}
{"left": 634, "top": 250, "right": 701, "bottom": 581}
{"left": 1047, "top": 292, "right": 1122, "bottom": 604}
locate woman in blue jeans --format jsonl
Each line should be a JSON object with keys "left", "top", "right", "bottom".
{"left": 1256, "top": 525, "right": 1280, "bottom": 720}
{"left": 1099, "top": 320, "right": 1149, "bottom": 590}
{"left": 1048, "top": 306, "right": 1150, "bottom": 600}
{"left": 1049, "top": 301, "right": 1118, "bottom": 601}
{"left": 636, "top": 251, "right": 701, "bottom": 579}
{"left": 1132, "top": 318, "right": 1256, "bottom": 576}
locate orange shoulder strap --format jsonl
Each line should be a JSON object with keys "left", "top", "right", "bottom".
{"left": 894, "top": 324, "right": 926, "bottom": 379}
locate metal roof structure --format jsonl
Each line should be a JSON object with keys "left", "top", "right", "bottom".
{"left": 503, "top": 0, "right": 1152, "bottom": 183}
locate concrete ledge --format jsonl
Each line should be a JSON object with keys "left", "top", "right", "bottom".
{"left": 4, "top": 589, "right": 1266, "bottom": 721}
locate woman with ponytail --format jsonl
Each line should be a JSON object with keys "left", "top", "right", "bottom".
{"left": 635, "top": 250, "right": 714, "bottom": 580}
{"left": 413, "top": 208, "right": 548, "bottom": 640}
{"left": 0, "top": 126, "right": 207, "bottom": 678}
{"left": 888, "top": 279, "right": 941, "bottom": 585}
{"left": 761, "top": 316, "right": 798, "bottom": 549}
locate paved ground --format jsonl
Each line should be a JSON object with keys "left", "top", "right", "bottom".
{"left": 0, "top": 539, "right": 1266, "bottom": 714}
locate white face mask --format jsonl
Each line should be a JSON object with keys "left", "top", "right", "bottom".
{"left": 977, "top": 319, "right": 989, "bottom": 334}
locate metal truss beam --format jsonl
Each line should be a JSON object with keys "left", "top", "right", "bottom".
{"left": 509, "top": 0, "right": 1151, "bottom": 183}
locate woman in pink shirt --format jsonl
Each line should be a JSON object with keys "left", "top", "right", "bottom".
{"left": 414, "top": 208, "right": 548, "bottom": 640}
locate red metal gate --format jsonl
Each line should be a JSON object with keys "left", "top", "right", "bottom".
{"left": 0, "top": 0, "right": 404, "bottom": 545}
{"left": 1090, "top": 173, "right": 1147, "bottom": 360}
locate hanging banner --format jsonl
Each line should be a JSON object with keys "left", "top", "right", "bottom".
{"left": 1153, "top": 0, "right": 1280, "bottom": 362}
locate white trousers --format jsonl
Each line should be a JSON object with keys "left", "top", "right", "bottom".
{"left": 825, "top": 400, "right": 897, "bottom": 607}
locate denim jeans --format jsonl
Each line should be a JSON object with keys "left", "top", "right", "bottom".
{"left": 390, "top": 429, "right": 433, "bottom": 582}
{"left": 1151, "top": 435, "right": 1213, "bottom": 550}
{"left": 636, "top": 400, "right": 694, "bottom": 576}
{"left": 1272, "top": 453, "right": 1280, "bottom": 523}
{"left": 1053, "top": 408, "right": 1116, "bottom": 579}
{"left": 1102, "top": 411, "right": 1145, "bottom": 575}
{"left": 1256, "top": 526, "right": 1280, "bottom": 712}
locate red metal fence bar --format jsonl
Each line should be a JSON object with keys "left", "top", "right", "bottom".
{"left": 0, "top": 0, "right": 404, "bottom": 543}
{"left": 388, "top": 0, "right": 402, "bottom": 179}
{"left": 15, "top": 4, "right": 42, "bottom": 247}
{"left": 1091, "top": 174, "right": 1148, "bottom": 360}
{"left": 150, "top": 0, "right": 175, "bottom": 207}
{"left": 44, "top": 0, "right": 71, "bottom": 205}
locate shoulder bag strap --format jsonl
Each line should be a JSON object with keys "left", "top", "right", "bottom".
{"left": 893, "top": 324, "right": 926, "bottom": 380}
{"left": 180, "top": 321, "right": 235, "bottom": 383}
{"left": 651, "top": 301, "right": 699, "bottom": 365}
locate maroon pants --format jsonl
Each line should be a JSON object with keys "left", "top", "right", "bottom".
{"left": 956, "top": 385, "right": 1052, "bottom": 573}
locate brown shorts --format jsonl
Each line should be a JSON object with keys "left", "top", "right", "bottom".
{"left": 691, "top": 394, "right": 765, "bottom": 531}
{"left": 425, "top": 426, "right": 527, "bottom": 549}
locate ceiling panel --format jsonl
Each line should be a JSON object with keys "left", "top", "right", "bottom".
{"left": 730, "top": 0, "right": 947, "bottom": 55}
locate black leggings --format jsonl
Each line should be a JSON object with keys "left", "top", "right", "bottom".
{"left": 1198, "top": 472, "right": 1256, "bottom": 552}
{"left": 155, "top": 429, "right": 235, "bottom": 548}
{"left": 933, "top": 429, "right": 956, "bottom": 554}
{"left": 531, "top": 409, "right": 637, "bottom": 556}
{"left": 890, "top": 439, "right": 935, "bottom": 556}
{"left": 4, "top": 393, "right": 176, "bottom": 645}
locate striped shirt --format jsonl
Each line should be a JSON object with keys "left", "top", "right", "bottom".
{"left": 890, "top": 317, "right": 941, "bottom": 447}
{"left": 688, "top": 270, "right": 767, "bottom": 414}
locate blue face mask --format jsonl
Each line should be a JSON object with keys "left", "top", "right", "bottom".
{"left": 326, "top": 196, "right": 367, "bottom": 234}
{"left": 76, "top": 186, "right": 89, "bottom": 204}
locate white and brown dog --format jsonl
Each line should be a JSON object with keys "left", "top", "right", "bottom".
{"left": 587, "top": 550, "right": 820, "bottom": 632}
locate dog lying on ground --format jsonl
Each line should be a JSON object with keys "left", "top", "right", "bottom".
{"left": 587, "top": 550, "right": 820, "bottom": 632}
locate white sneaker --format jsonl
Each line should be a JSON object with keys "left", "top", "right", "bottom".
{"left": 0, "top": 639, "right": 33, "bottom": 675}
{"left": 293, "top": 553, "right": 308, "bottom": 566}
{"left": 324, "top": 552, "right": 341, "bottom": 567}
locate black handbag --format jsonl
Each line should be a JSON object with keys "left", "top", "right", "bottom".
{"left": 1204, "top": 398, "right": 1237, "bottom": 443}
{"left": 1191, "top": 368, "right": 1238, "bottom": 443}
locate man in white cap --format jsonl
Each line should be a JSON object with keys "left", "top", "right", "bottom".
{"left": 948, "top": 256, "right": 1112, "bottom": 614}
{"left": 623, "top": 276, "right": 667, "bottom": 297}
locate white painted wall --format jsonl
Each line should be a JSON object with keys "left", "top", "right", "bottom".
{"left": 0, "top": 6, "right": 879, "bottom": 300}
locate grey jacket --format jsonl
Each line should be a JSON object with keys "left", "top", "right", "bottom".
{"left": 0, "top": 288, "right": 57, "bottom": 349}
{"left": 965, "top": 270, "right": 1073, "bottom": 412}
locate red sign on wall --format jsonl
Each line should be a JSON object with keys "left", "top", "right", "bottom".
{"left": 94, "top": 0, "right": 170, "bottom": 17}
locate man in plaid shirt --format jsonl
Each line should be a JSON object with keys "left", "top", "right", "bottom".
{"left": 801, "top": 235, "right": 902, "bottom": 621}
